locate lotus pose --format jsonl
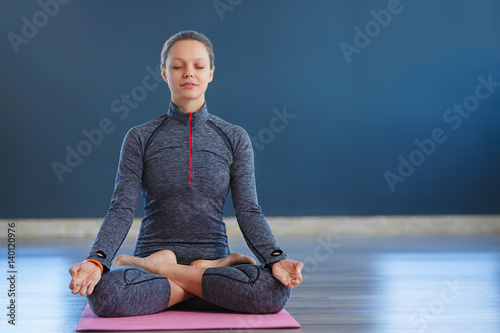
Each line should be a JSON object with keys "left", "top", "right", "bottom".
{"left": 68, "top": 30, "right": 303, "bottom": 317}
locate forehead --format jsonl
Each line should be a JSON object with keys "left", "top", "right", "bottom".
{"left": 169, "top": 40, "right": 209, "bottom": 62}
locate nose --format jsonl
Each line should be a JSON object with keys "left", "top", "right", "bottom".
{"left": 184, "top": 68, "right": 194, "bottom": 77}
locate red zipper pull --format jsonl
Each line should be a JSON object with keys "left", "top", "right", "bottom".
{"left": 189, "top": 112, "right": 193, "bottom": 184}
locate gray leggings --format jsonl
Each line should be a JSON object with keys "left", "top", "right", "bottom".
{"left": 87, "top": 263, "right": 291, "bottom": 317}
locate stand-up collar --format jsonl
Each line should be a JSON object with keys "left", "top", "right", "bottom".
{"left": 167, "top": 101, "right": 209, "bottom": 126}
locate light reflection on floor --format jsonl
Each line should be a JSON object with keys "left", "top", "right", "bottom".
{"left": 373, "top": 252, "right": 500, "bottom": 332}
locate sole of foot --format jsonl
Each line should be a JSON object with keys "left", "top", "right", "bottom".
{"left": 190, "top": 253, "right": 256, "bottom": 268}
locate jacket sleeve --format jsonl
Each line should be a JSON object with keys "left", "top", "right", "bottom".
{"left": 85, "top": 127, "right": 143, "bottom": 272}
{"left": 230, "top": 127, "right": 287, "bottom": 266}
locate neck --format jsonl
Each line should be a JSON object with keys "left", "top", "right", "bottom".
{"left": 168, "top": 100, "right": 209, "bottom": 127}
{"left": 171, "top": 96, "right": 205, "bottom": 114}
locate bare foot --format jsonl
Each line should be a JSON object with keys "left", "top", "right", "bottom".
{"left": 190, "top": 253, "right": 256, "bottom": 268}
{"left": 112, "top": 250, "right": 177, "bottom": 275}
{"left": 111, "top": 254, "right": 142, "bottom": 268}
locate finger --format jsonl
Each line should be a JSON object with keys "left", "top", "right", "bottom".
{"left": 69, "top": 282, "right": 78, "bottom": 291}
{"left": 289, "top": 279, "right": 299, "bottom": 288}
{"left": 71, "top": 284, "right": 81, "bottom": 295}
{"left": 69, "top": 277, "right": 79, "bottom": 290}
{"left": 87, "top": 283, "right": 96, "bottom": 295}
{"left": 278, "top": 277, "right": 290, "bottom": 288}
{"left": 79, "top": 285, "right": 88, "bottom": 297}
{"left": 69, "top": 265, "right": 79, "bottom": 277}
{"left": 69, "top": 272, "right": 84, "bottom": 288}
{"left": 294, "top": 261, "right": 304, "bottom": 272}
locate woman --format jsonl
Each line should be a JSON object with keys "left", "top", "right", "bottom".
{"left": 68, "top": 30, "right": 303, "bottom": 317}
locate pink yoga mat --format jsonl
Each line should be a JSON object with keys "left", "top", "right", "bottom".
{"left": 76, "top": 304, "right": 301, "bottom": 331}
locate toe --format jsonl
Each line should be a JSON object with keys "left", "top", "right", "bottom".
{"left": 247, "top": 256, "right": 257, "bottom": 265}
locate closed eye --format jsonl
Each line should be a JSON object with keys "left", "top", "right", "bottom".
{"left": 173, "top": 66, "right": 204, "bottom": 69}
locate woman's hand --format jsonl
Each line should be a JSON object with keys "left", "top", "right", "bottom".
{"left": 270, "top": 259, "right": 304, "bottom": 288}
{"left": 69, "top": 261, "right": 102, "bottom": 296}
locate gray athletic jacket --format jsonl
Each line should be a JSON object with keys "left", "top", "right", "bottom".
{"left": 86, "top": 101, "right": 287, "bottom": 271}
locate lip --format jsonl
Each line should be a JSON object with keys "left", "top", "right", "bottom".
{"left": 181, "top": 83, "right": 197, "bottom": 87}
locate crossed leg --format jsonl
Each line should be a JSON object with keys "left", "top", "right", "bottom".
{"left": 111, "top": 250, "right": 256, "bottom": 307}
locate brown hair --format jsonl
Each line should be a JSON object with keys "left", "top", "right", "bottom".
{"left": 161, "top": 30, "right": 214, "bottom": 69}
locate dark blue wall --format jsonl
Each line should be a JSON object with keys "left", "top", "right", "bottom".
{"left": 1, "top": 0, "right": 499, "bottom": 218}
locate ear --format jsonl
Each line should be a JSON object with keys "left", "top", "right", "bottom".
{"left": 161, "top": 65, "right": 168, "bottom": 82}
{"left": 208, "top": 65, "right": 215, "bottom": 83}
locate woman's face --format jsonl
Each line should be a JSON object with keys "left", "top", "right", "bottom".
{"left": 161, "top": 40, "right": 214, "bottom": 105}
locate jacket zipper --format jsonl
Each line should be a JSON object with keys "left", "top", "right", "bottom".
{"left": 189, "top": 112, "right": 193, "bottom": 184}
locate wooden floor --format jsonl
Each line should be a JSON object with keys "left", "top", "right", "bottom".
{"left": 1, "top": 235, "right": 499, "bottom": 333}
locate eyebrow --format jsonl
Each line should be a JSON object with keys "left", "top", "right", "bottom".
{"left": 171, "top": 57, "right": 206, "bottom": 61}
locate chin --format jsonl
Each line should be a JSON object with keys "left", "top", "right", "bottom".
{"left": 175, "top": 93, "right": 201, "bottom": 101}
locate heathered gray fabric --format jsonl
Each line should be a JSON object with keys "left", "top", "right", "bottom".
{"left": 87, "top": 265, "right": 171, "bottom": 317}
{"left": 86, "top": 100, "right": 287, "bottom": 269}
{"left": 202, "top": 264, "right": 291, "bottom": 313}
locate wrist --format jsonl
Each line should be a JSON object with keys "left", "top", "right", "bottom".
{"left": 85, "top": 259, "right": 104, "bottom": 274}
{"left": 267, "top": 260, "right": 280, "bottom": 268}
